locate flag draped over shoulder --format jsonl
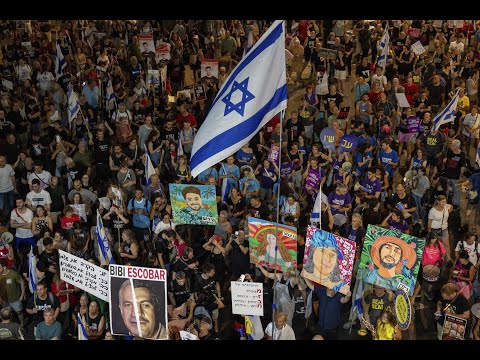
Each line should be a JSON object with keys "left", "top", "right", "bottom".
{"left": 377, "top": 24, "right": 389, "bottom": 70}
{"left": 96, "top": 210, "right": 115, "bottom": 265}
{"left": 27, "top": 246, "right": 38, "bottom": 293}
{"left": 77, "top": 313, "right": 88, "bottom": 340}
{"left": 190, "top": 20, "right": 288, "bottom": 178}
{"left": 432, "top": 89, "right": 460, "bottom": 131}
{"left": 55, "top": 43, "right": 66, "bottom": 80}
{"left": 67, "top": 88, "right": 80, "bottom": 123}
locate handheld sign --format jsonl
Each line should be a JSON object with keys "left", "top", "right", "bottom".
{"left": 320, "top": 127, "right": 336, "bottom": 150}
{"left": 394, "top": 288, "right": 412, "bottom": 330}
{"left": 338, "top": 134, "right": 358, "bottom": 154}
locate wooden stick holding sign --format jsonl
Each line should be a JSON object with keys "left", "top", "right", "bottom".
{"left": 359, "top": 314, "right": 377, "bottom": 338}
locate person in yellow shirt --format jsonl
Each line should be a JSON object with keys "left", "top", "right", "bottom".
{"left": 375, "top": 309, "right": 402, "bottom": 340}
{"left": 457, "top": 87, "right": 470, "bottom": 117}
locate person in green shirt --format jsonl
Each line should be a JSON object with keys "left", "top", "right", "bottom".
{"left": 0, "top": 258, "right": 25, "bottom": 326}
{"left": 35, "top": 308, "right": 62, "bottom": 340}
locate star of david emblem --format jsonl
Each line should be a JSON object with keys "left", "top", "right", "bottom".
{"left": 222, "top": 77, "right": 255, "bottom": 116}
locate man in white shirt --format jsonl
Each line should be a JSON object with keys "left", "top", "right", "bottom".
{"left": 265, "top": 312, "right": 296, "bottom": 340}
{"left": 28, "top": 161, "right": 52, "bottom": 191}
{"left": 0, "top": 155, "right": 16, "bottom": 224}
{"left": 9, "top": 197, "right": 35, "bottom": 249}
{"left": 26, "top": 179, "right": 51, "bottom": 211}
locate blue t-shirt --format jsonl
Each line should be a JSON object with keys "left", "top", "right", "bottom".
{"left": 197, "top": 167, "right": 218, "bottom": 183}
{"left": 355, "top": 151, "right": 372, "bottom": 175}
{"left": 128, "top": 197, "right": 152, "bottom": 229}
{"left": 314, "top": 286, "right": 343, "bottom": 331}
{"left": 378, "top": 149, "right": 399, "bottom": 178}
{"left": 469, "top": 173, "right": 480, "bottom": 192}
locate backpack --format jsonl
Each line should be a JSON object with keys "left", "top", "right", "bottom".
{"left": 458, "top": 240, "right": 480, "bottom": 263}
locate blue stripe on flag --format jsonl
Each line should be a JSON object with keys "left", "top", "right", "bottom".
{"left": 191, "top": 84, "right": 287, "bottom": 169}
{"left": 211, "top": 21, "right": 284, "bottom": 108}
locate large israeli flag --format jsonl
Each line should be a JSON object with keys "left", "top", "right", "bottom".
{"left": 377, "top": 24, "right": 389, "bottom": 70}
{"left": 190, "top": 20, "right": 288, "bottom": 178}
{"left": 432, "top": 89, "right": 460, "bottom": 131}
{"left": 55, "top": 43, "right": 66, "bottom": 80}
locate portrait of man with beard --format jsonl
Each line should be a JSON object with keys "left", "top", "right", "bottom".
{"left": 364, "top": 235, "right": 417, "bottom": 291}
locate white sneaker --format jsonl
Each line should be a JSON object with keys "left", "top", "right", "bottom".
{"left": 343, "top": 321, "right": 352, "bottom": 330}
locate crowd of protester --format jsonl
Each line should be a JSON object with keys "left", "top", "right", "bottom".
{"left": 0, "top": 19, "right": 480, "bottom": 341}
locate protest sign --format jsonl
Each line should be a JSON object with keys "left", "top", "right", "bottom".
{"left": 248, "top": 217, "right": 297, "bottom": 272}
{"left": 442, "top": 314, "right": 467, "bottom": 340}
{"left": 320, "top": 127, "right": 336, "bottom": 150}
{"left": 231, "top": 281, "right": 264, "bottom": 316}
{"left": 302, "top": 226, "right": 355, "bottom": 295}
{"left": 109, "top": 264, "right": 168, "bottom": 340}
{"left": 408, "top": 28, "right": 421, "bottom": 38}
{"left": 155, "top": 43, "right": 171, "bottom": 63}
{"left": 317, "top": 47, "right": 337, "bottom": 60}
{"left": 396, "top": 93, "right": 411, "bottom": 108}
{"left": 411, "top": 41, "right": 426, "bottom": 56}
{"left": 71, "top": 204, "right": 87, "bottom": 222}
{"left": 338, "top": 133, "right": 358, "bottom": 154}
{"left": 394, "top": 289, "right": 412, "bottom": 330}
{"left": 139, "top": 34, "right": 155, "bottom": 55}
{"left": 147, "top": 70, "right": 160, "bottom": 87}
{"left": 169, "top": 184, "right": 218, "bottom": 225}
{"left": 194, "top": 84, "right": 206, "bottom": 101}
{"left": 200, "top": 59, "right": 219, "bottom": 88}
{"left": 59, "top": 250, "right": 109, "bottom": 301}
{"left": 357, "top": 225, "right": 425, "bottom": 296}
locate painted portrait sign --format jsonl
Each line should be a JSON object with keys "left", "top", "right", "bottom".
{"left": 301, "top": 226, "right": 356, "bottom": 295}
{"left": 169, "top": 184, "right": 218, "bottom": 225}
{"left": 357, "top": 225, "right": 425, "bottom": 296}
{"left": 248, "top": 217, "right": 297, "bottom": 272}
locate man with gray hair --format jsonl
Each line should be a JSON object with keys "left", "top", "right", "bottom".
{"left": 442, "top": 139, "right": 466, "bottom": 209}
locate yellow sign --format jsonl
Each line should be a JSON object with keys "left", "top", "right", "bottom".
{"left": 394, "top": 290, "right": 411, "bottom": 330}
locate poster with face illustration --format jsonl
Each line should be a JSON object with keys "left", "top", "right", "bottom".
{"left": 139, "top": 34, "right": 155, "bottom": 55}
{"left": 155, "top": 43, "right": 171, "bottom": 63}
{"left": 248, "top": 217, "right": 297, "bottom": 272}
{"left": 357, "top": 225, "right": 425, "bottom": 296}
{"left": 169, "top": 184, "right": 218, "bottom": 225}
{"left": 301, "top": 226, "right": 355, "bottom": 295}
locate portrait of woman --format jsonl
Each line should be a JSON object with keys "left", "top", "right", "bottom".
{"left": 302, "top": 229, "right": 349, "bottom": 294}
{"left": 256, "top": 231, "right": 294, "bottom": 270}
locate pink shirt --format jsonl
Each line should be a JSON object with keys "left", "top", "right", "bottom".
{"left": 421, "top": 242, "right": 445, "bottom": 266}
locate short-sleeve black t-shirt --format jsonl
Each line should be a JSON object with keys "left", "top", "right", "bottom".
{"left": 26, "top": 292, "right": 60, "bottom": 326}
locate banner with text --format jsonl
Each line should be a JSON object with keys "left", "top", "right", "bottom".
{"left": 59, "top": 250, "right": 109, "bottom": 302}
{"left": 231, "top": 281, "right": 264, "bottom": 316}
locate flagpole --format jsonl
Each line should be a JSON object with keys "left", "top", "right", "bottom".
{"left": 271, "top": 109, "right": 285, "bottom": 341}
